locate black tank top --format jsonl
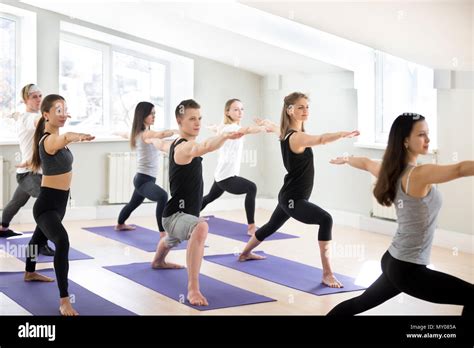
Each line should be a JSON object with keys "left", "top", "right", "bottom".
{"left": 278, "top": 130, "right": 314, "bottom": 202}
{"left": 163, "top": 138, "right": 203, "bottom": 217}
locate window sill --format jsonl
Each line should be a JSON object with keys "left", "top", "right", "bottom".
{"left": 353, "top": 141, "right": 387, "bottom": 150}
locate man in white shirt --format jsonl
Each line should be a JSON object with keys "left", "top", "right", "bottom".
{"left": 0, "top": 84, "right": 55, "bottom": 256}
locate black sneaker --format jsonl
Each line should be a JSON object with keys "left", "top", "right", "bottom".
{"left": 0, "top": 229, "right": 23, "bottom": 238}
{"left": 39, "top": 244, "right": 55, "bottom": 256}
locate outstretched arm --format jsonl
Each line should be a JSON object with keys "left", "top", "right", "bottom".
{"left": 292, "top": 130, "right": 360, "bottom": 148}
{"left": 174, "top": 132, "right": 244, "bottom": 164}
{"left": 254, "top": 118, "right": 280, "bottom": 137}
{"left": 44, "top": 132, "right": 95, "bottom": 154}
{"left": 414, "top": 161, "right": 474, "bottom": 186}
{"left": 145, "top": 138, "right": 174, "bottom": 154}
{"left": 330, "top": 156, "right": 381, "bottom": 178}
{"left": 238, "top": 125, "right": 267, "bottom": 135}
{"left": 142, "top": 129, "right": 178, "bottom": 140}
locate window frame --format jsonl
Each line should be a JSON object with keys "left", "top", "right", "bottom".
{"left": 59, "top": 32, "right": 171, "bottom": 135}
{"left": 0, "top": 13, "right": 20, "bottom": 120}
{"left": 372, "top": 50, "right": 438, "bottom": 150}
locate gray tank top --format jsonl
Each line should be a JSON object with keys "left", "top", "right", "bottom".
{"left": 39, "top": 133, "right": 73, "bottom": 175}
{"left": 388, "top": 164, "right": 442, "bottom": 265}
{"left": 136, "top": 132, "right": 158, "bottom": 177}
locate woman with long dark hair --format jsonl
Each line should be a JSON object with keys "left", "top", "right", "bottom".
{"left": 115, "top": 102, "right": 177, "bottom": 239}
{"left": 327, "top": 113, "right": 473, "bottom": 316}
{"left": 25, "top": 94, "right": 94, "bottom": 316}
{"left": 238, "top": 92, "right": 359, "bottom": 288}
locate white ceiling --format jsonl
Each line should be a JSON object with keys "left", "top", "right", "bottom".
{"left": 19, "top": 1, "right": 471, "bottom": 75}
{"left": 20, "top": 0, "right": 347, "bottom": 75}
{"left": 241, "top": 0, "right": 473, "bottom": 71}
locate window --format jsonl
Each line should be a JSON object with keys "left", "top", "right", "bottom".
{"left": 59, "top": 33, "right": 167, "bottom": 134}
{"left": 60, "top": 38, "right": 104, "bottom": 129}
{"left": 112, "top": 51, "right": 166, "bottom": 130}
{"left": 0, "top": 15, "right": 17, "bottom": 138}
{"left": 375, "top": 51, "right": 437, "bottom": 147}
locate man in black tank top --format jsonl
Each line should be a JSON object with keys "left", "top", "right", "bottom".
{"left": 151, "top": 99, "right": 244, "bottom": 307}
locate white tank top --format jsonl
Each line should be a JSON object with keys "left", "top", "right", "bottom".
{"left": 214, "top": 123, "right": 243, "bottom": 182}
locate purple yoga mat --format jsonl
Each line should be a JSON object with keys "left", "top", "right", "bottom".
{"left": 0, "top": 235, "right": 93, "bottom": 263}
{"left": 0, "top": 270, "right": 135, "bottom": 315}
{"left": 82, "top": 225, "right": 191, "bottom": 252}
{"left": 104, "top": 262, "right": 276, "bottom": 311}
{"left": 204, "top": 215, "right": 298, "bottom": 242}
{"left": 204, "top": 251, "right": 366, "bottom": 296}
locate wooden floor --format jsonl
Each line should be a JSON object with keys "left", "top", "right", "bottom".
{"left": 1, "top": 208, "right": 472, "bottom": 316}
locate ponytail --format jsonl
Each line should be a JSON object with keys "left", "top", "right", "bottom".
{"left": 30, "top": 94, "right": 65, "bottom": 172}
{"left": 31, "top": 117, "right": 46, "bottom": 172}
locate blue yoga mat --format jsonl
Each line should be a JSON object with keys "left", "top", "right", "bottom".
{"left": 104, "top": 262, "right": 276, "bottom": 311}
{"left": 0, "top": 270, "right": 135, "bottom": 315}
{"left": 204, "top": 251, "right": 366, "bottom": 296}
{"left": 0, "top": 234, "right": 93, "bottom": 263}
{"left": 204, "top": 215, "right": 298, "bottom": 242}
{"left": 82, "top": 225, "right": 192, "bottom": 252}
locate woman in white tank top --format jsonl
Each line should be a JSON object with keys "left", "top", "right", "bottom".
{"left": 201, "top": 99, "right": 267, "bottom": 236}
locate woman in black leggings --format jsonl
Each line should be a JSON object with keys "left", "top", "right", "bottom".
{"left": 25, "top": 94, "right": 94, "bottom": 316}
{"left": 238, "top": 92, "right": 359, "bottom": 288}
{"left": 327, "top": 113, "right": 473, "bottom": 316}
{"left": 201, "top": 99, "right": 266, "bottom": 236}
{"left": 115, "top": 101, "right": 177, "bottom": 238}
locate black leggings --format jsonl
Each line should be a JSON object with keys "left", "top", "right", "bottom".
{"left": 25, "top": 187, "right": 70, "bottom": 298}
{"left": 327, "top": 251, "right": 474, "bottom": 317}
{"left": 117, "top": 173, "right": 168, "bottom": 232}
{"left": 201, "top": 176, "right": 257, "bottom": 224}
{"left": 255, "top": 198, "right": 333, "bottom": 242}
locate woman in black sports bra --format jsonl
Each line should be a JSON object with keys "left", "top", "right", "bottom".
{"left": 239, "top": 92, "right": 359, "bottom": 288}
{"left": 24, "top": 94, "right": 94, "bottom": 316}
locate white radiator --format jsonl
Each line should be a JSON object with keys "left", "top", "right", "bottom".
{"left": 107, "top": 152, "right": 169, "bottom": 204}
{"left": 0, "top": 156, "right": 3, "bottom": 209}
{"left": 370, "top": 175, "right": 397, "bottom": 221}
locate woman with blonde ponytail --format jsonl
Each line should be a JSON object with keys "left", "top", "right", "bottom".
{"left": 0, "top": 85, "right": 53, "bottom": 255}
{"left": 239, "top": 92, "right": 359, "bottom": 288}
{"left": 25, "top": 94, "right": 94, "bottom": 316}
{"left": 201, "top": 98, "right": 267, "bottom": 236}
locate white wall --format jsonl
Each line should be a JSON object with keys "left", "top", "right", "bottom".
{"left": 0, "top": 3, "right": 263, "bottom": 209}
{"left": 1, "top": 2, "right": 472, "bottom": 238}
{"left": 260, "top": 72, "right": 473, "bottom": 236}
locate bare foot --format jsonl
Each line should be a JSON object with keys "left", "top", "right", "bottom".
{"left": 24, "top": 272, "right": 54, "bottom": 282}
{"left": 247, "top": 225, "right": 256, "bottom": 236}
{"left": 187, "top": 290, "right": 208, "bottom": 306}
{"left": 114, "top": 224, "right": 136, "bottom": 231}
{"left": 59, "top": 297, "right": 78, "bottom": 316}
{"left": 151, "top": 261, "right": 184, "bottom": 269}
{"left": 238, "top": 252, "right": 266, "bottom": 262}
{"left": 322, "top": 273, "right": 343, "bottom": 288}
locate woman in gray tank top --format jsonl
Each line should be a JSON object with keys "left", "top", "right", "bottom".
{"left": 115, "top": 102, "right": 177, "bottom": 240}
{"left": 327, "top": 113, "right": 473, "bottom": 316}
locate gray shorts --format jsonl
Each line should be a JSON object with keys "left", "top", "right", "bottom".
{"left": 162, "top": 211, "right": 200, "bottom": 248}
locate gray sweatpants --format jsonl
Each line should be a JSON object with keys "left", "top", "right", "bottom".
{"left": 1, "top": 172, "right": 41, "bottom": 228}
